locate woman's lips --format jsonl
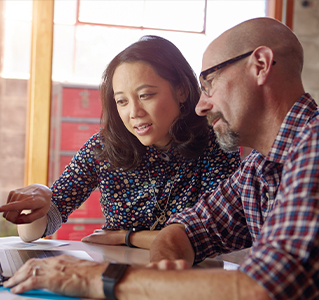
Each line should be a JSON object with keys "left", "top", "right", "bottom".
{"left": 134, "top": 123, "right": 152, "bottom": 135}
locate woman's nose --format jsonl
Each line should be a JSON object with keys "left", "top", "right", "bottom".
{"left": 130, "top": 101, "right": 145, "bottom": 118}
{"left": 195, "top": 93, "right": 214, "bottom": 116}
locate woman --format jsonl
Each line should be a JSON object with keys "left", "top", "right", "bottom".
{"left": 0, "top": 36, "right": 240, "bottom": 249}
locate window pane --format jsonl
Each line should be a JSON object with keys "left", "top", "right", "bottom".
{"left": 54, "top": 0, "right": 77, "bottom": 25}
{"left": 78, "top": 0, "right": 206, "bottom": 33}
{"left": 143, "top": 1, "right": 206, "bottom": 32}
{"left": 2, "top": 20, "right": 32, "bottom": 78}
{"left": 4, "top": 0, "right": 32, "bottom": 21}
{"left": 52, "top": 24, "right": 76, "bottom": 82}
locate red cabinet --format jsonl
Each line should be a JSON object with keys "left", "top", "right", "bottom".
{"left": 61, "top": 88, "right": 101, "bottom": 118}
{"left": 68, "top": 191, "right": 103, "bottom": 219}
{"left": 60, "top": 122, "right": 100, "bottom": 151}
{"left": 50, "top": 83, "right": 104, "bottom": 241}
{"left": 55, "top": 223, "right": 102, "bottom": 241}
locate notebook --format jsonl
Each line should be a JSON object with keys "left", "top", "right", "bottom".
{"left": 0, "top": 248, "right": 93, "bottom": 284}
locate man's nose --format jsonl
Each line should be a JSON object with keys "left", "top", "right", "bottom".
{"left": 195, "top": 93, "right": 213, "bottom": 116}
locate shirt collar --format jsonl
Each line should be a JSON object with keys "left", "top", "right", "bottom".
{"left": 144, "top": 145, "right": 179, "bottom": 165}
{"left": 266, "top": 93, "right": 318, "bottom": 164}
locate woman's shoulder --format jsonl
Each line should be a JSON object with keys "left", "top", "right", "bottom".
{"left": 206, "top": 126, "right": 218, "bottom": 149}
{"left": 83, "top": 131, "right": 103, "bottom": 148}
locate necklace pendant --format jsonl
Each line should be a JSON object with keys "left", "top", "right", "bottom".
{"left": 158, "top": 212, "right": 166, "bottom": 224}
{"left": 150, "top": 212, "right": 167, "bottom": 231}
{"left": 150, "top": 219, "right": 159, "bottom": 231}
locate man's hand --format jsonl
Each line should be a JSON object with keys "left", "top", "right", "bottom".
{"left": 0, "top": 184, "right": 52, "bottom": 224}
{"left": 3, "top": 255, "right": 107, "bottom": 299}
{"left": 147, "top": 259, "right": 191, "bottom": 270}
{"left": 150, "top": 223, "right": 195, "bottom": 265}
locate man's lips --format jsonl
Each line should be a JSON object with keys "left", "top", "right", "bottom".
{"left": 207, "top": 112, "right": 223, "bottom": 127}
{"left": 212, "top": 117, "right": 220, "bottom": 126}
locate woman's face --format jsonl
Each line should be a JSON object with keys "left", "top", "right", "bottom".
{"left": 112, "top": 61, "right": 184, "bottom": 149}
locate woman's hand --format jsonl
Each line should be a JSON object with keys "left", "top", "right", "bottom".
{"left": 0, "top": 184, "right": 52, "bottom": 224}
{"left": 81, "top": 229, "right": 127, "bottom": 245}
{"left": 3, "top": 255, "right": 107, "bottom": 299}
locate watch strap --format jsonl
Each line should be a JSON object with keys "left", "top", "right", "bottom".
{"left": 102, "top": 263, "right": 129, "bottom": 300}
{"left": 125, "top": 228, "right": 144, "bottom": 248}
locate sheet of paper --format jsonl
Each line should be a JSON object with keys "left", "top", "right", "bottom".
{"left": 0, "top": 236, "right": 69, "bottom": 250}
{"left": 223, "top": 261, "right": 239, "bottom": 270}
{"left": 0, "top": 290, "right": 44, "bottom": 300}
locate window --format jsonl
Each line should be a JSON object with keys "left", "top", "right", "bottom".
{"left": 78, "top": 0, "right": 206, "bottom": 33}
{"left": 1, "top": 0, "right": 267, "bottom": 83}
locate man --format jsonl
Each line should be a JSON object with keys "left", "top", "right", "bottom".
{"left": 3, "top": 17, "right": 319, "bottom": 300}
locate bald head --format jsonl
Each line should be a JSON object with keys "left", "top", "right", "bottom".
{"left": 204, "top": 17, "right": 303, "bottom": 76}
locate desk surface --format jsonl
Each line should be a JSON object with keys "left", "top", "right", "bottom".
{"left": 0, "top": 237, "right": 250, "bottom": 299}
{"left": 0, "top": 236, "right": 249, "bottom": 270}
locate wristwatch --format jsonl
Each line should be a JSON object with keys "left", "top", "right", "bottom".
{"left": 102, "top": 263, "right": 130, "bottom": 300}
{"left": 125, "top": 227, "right": 144, "bottom": 248}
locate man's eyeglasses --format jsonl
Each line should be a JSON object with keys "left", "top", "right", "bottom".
{"left": 199, "top": 50, "right": 276, "bottom": 96}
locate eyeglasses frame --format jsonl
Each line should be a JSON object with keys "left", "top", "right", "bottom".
{"left": 199, "top": 50, "right": 276, "bottom": 96}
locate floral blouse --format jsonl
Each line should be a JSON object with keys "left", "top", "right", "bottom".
{"left": 46, "top": 127, "right": 241, "bottom": 235}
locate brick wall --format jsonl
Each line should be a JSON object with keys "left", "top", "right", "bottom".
{"left": 0, "top": 78, "right": 27, "bottom": 236}
{"left": 293, "top": 0, "right": 319, "bottom": 101}
{"left": 0, "top": 78, "right": 28, "bottom": 204}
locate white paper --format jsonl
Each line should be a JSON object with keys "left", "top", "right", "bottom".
{"left": 0, "top": 290, "right": 48, "bottom": 300}
{"left": 0, "top": 236, "right": 69, "bottom": 250}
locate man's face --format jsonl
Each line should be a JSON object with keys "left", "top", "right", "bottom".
{"left": 206, "top": 111, "right": 239, "bottom": 153}
{"left": 196, "top": 42, "right": 256, "bottom": 152}
{"left": 196, "top": 48, "right": 243, "bottom": 152}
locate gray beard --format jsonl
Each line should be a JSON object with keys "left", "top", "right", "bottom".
{"left": 215, "top": 128, "right": 239, "bottom": 153}
{"left": 207, "top": 112, "right": 239, "bottom": 153}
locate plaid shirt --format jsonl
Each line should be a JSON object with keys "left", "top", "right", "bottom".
{"left": 168, "top": 94, "right": 319, "bottom": 300}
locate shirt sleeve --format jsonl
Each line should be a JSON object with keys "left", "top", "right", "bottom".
{"left": 44, "top": 201, "right": 62, "bottom": 237}
{"left": 50, "top": 133, "right": 101, "bottom": 223}
{"left": 240, "top": 120, "right": 319, "bottom": 300}
{"left": 168, "top": 164, "right": 253, "bottom": 263}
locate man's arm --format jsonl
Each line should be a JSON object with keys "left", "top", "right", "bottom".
{"left": 149, "top": 223, "right": 195, "bottom": 264}
{"left": 4, "top": 255, "right": 271, "bottom": 300}
{"left": 117, "top": 267, "right": 271, "bottom": 300}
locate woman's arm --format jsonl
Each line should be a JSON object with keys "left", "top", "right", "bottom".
{"left": 82, "top": 229, "right": 160, "bottom": 250}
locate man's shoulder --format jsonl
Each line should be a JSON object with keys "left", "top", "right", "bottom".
{"left": 286, "top": 113, "right": 319, "bottom": 164}
{"left": 295, "top": 113, "right": 319, "bottom": 143}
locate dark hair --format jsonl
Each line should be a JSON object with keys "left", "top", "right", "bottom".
{"left": 98, "top": 35, "right": 209, "bottom": 170}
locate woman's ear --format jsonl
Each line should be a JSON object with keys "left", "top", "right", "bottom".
{"left": 250, "top": 46, "right": 275, "bottom": 86}
{"left": 177, "top": 86, "right": 189, "bottom": 104}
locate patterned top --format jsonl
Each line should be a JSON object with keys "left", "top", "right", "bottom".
{"left": 45, "top": 127, "right": 240, "bottom": 236}
{"left": 168, "top": 94, "right": 319, "bottom": 300}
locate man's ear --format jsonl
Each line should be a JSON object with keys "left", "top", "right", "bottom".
{"left": 250, "top": 46, "right": 274, "bottom": 86}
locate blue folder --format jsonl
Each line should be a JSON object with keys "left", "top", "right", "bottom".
{"left": 0, "top": 286, "right": 83, "bottom": 299}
